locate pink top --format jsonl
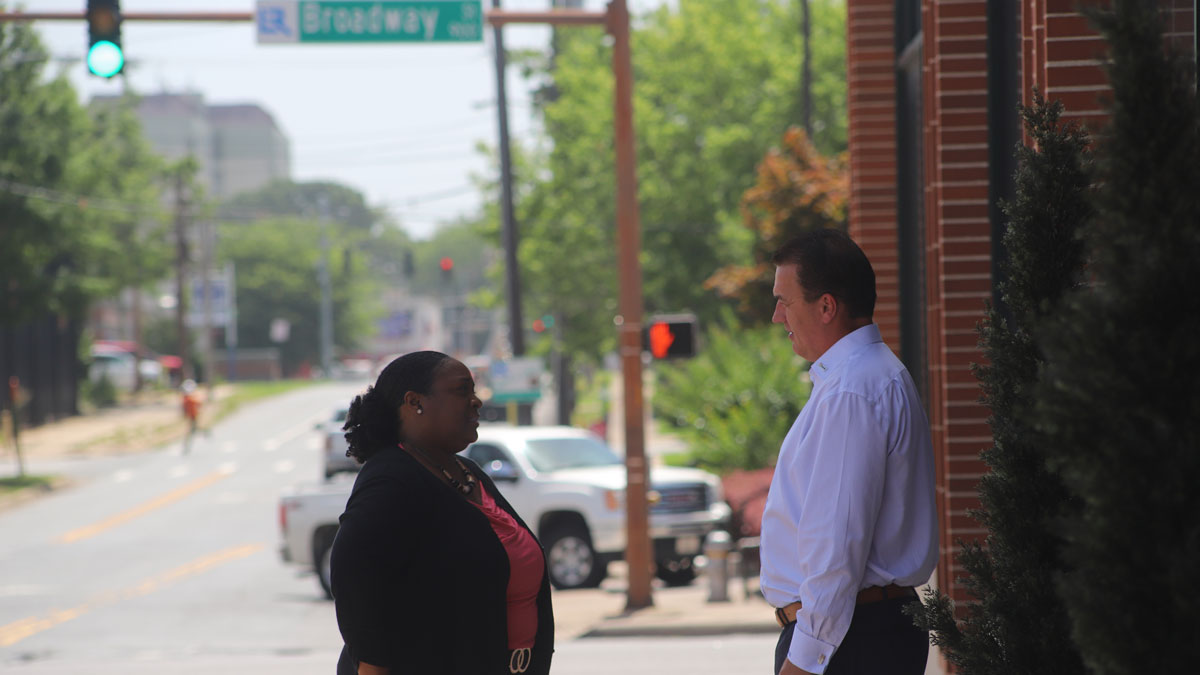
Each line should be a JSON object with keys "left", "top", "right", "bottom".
{"left": 474, "top": 485, "right": 544, "bottom": 649}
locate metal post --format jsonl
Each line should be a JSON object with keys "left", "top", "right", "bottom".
{"left": 226, "top": 262, "right": 238, "bottom": 382}
{"left": 317, "top": 215, "right": 334, "bottom": 379}
{"left": 492, "top": 0, "right": 525, "bottom": 362}
{"left": 201, "top": 220, "right": 215, "bottom": 395}
{"left": 173, "top": 167, "right": 191, "bottom": 383}
{"left": 7, "top": 377, "right": 24, "bottom": 477}
{"left": 610, "top": 0, "right": 652, "bottom": 610}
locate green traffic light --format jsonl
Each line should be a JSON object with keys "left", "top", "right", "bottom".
{"left": 87, "top": 40, "right": 124, "bottom": 78}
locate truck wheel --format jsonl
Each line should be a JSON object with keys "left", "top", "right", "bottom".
{"left": 655, "top": 558, "right": 697, "bottom": 587}
{"left": 313, "top": 526, "right": 338, "bottom": 600}
{"left": 544, "top": 524, "right": 606, "bottom": 589}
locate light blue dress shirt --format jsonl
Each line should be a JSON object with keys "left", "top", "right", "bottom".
{"left": 760, "top": 324, "right": 938, "bottom": 673}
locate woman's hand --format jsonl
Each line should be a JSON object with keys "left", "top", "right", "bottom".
{"left": 779, "top": 658, "right": 816, "bottom": 675}
{"left": 358, "top": 661, "right": 389, "bottom": 675}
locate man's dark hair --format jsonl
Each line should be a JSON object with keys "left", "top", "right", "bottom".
{"left": 342, "top": 350, "right": 450, "bottom": 462}
{"left": 771, "top": 228, "right": 877, "bottom": 320}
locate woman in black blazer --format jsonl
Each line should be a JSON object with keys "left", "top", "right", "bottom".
{"left": 331, "top": 351, "right": 554, "bottom": 674}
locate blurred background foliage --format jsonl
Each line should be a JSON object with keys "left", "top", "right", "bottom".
{"left": 651, "top": 311, "right": 811, "bottom": 473}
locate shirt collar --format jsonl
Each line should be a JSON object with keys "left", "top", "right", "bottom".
{"left": 809, "top": 324, "right": 882, "bottom": 385}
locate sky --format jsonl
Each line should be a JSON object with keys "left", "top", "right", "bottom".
{"left": 25, "top": 0, "right": 664, "bottom": 239}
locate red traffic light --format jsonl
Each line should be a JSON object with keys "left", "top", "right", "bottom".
{"left": 439, "top": 257, "right": 454, "bottom": 272}
{"left": 532, "top": 319, "right": 546, "bottom": 333}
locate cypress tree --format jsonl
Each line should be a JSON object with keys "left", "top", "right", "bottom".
{"left": 1034, "top": 2, "right": 1200, "bottom": 672}
{"left": 907, "top": 92, "right": 1092, "bottom": 674}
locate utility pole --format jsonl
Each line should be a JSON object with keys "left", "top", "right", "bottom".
{"left": 173, "top": 166, "right": 192, "bottom": 383}
{"left": 317, "top": 197, "right": 334, "bottom": 379}
{"left": 491, "top": 0, "right": 532, "bottom": 425}
{"left": 200, "top": 219, "right": 215, "bottom": 396}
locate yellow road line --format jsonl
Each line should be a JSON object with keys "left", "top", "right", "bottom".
{"left": 58, "top": 469, "right": 232, "bottom": 544}
{"left": 0, "top": 543, "right": 263, "bottom": 647}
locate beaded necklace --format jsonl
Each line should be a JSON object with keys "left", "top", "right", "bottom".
{"left": 401, "top": 442, "right": 476, "bottom": 496}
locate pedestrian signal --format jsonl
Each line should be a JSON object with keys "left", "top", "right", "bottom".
{"left": 643, "top": 315, "right": 698, "bottom": 359}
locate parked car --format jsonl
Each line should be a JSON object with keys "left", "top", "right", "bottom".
{"left": 278, "top": 425, "right": 730, "bottom": 598}
{"left": 463, "top": 426, "right": 730, "bottom": 589}
{"left": 319, "top": 407, "right": 361, "bottom": 480}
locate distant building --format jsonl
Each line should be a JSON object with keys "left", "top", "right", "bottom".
{"left": 91, "top": 92, "right": 291, "bottom": 200}
{"left": 206, "top": 104, "right": 292, "bottom": 199}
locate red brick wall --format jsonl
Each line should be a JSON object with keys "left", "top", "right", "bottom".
{"left": 1023, "top": 0, "right": 1110, "bottom": 129}
{"left": 920, "top": 0, "right": 992, "bottom": 609}
{"left": 846, "top": 0, "right": 901, "bottom": 351}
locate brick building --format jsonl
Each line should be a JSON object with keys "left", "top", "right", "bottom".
{"left": 842, "top": 0, "right": 1196, "bottom": 660}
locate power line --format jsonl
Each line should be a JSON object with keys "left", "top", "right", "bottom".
{"left": 0, "top": 176, "right": 484, "bottom": 222}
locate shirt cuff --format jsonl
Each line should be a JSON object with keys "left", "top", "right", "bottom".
{"left": 788, "top": 624, "right": 836, "bottom": 674}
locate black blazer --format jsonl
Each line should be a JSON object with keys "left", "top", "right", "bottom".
{"left": 331, "top": 447, "right": 554, "bottom": 674}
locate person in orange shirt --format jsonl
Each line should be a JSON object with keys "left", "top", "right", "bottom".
{"left": 181, "top": 379, "right": 200, "bottom": 454}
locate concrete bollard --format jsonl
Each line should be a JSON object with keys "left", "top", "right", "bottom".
{"left": 705, "top": 530, "right": 732, "bottom": 603}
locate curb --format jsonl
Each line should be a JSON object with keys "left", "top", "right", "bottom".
{"left": 0, "top": 475, "right": 74, "bottom": 515}
{"left": 581, "top": 620, "right": 780, "bottom": 638}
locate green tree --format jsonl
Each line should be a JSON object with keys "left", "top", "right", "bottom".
{"left": 651, "top": 312, "right": 811, "bottom": 473}
{"left": 907, "top": 93, "right": 1091, "bottom": 675}
{"left": 1034, "top": 3, "right": 1200, "bottom": 672}
{"left": 706, "top": 126, "right": 848, "bottom": 324}
{"left": 484, "top": 0, "right": 846, "bottom": 366}
{"left": 1, "top": 20, "right": 168, "bottom": 325}
{"left": 217, "top": 190, "right": 380, "bottom": 375}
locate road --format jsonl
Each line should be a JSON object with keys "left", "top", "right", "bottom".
{"left": 0, "top": 383, "right": 362, "bottom": 673}
{"left": 0, "top": 383, "right": 775, "bottom": 674}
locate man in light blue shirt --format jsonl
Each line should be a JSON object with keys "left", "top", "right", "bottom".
{"left": 761, "top": 229, "right": 938, "bottom": 675}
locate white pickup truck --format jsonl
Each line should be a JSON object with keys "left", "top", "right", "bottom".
{"left": 278, "top": 425, "right": 731, "bottom": 598}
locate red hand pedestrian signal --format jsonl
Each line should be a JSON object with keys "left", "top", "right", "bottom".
{"left": 648, "top": 322, "right": 675, "bottom": 359}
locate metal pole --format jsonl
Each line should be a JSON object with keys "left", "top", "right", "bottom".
{"left": 492, "top": 0, "right": 533, "bottom": 425}
{"left": 226, "top": 262, "right": 238, "bottom": 382}
{"left": 317, "top": 206, "right": 334, "bottom": 379}
{"left": 610, "top": 0, "right": 652, "bottom": 611}
{"left": 173, "top": 168, "right": 191, "bottom": 383}
{"left": 491, "top": 3, "right": 524, "bottom": 354}
{"left": 201, "top": 220, "right": 215, "bottom": 396}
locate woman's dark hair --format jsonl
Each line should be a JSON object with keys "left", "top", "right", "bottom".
{"left": 342, "top": 350, "right": 450, "bottom": 462}
{"left": 771, "top": 228, "right": 876, "bottom": 320}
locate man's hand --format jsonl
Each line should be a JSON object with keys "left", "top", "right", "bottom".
{"left": 779, "top": 658, "right": 817, "bottom": 675}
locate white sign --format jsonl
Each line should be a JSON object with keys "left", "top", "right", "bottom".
{"left": 489, "top": 357, "right": 544, "bottom": 403}
{"left": 186, "top": 268, "right": 234, "bottom": 327}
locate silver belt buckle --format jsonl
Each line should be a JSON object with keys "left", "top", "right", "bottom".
{"left": 509, "top": 647, "right": 532, "bottom": 673}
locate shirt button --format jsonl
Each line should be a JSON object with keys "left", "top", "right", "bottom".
{"left": 818, "top": 654, "right": 826, "bottom": 665}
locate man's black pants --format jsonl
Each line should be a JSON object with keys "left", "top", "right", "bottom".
{"left": 774, "top": 597, "right": 928, "bottom": 675}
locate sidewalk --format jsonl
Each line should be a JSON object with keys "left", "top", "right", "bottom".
{"left": 557, "top": 562, "right": 946, "bottom": 675}
{"left": 3, "top": 386, "right": 231, "bottom": 464}
{"left": 553, "top": 561, "right": 777, "bottom": 641}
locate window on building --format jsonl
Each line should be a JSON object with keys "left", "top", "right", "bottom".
{"left": 895, "top": 0, "right": 928, "bottom": 404}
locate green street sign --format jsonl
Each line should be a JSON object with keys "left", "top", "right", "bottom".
{"left": 256, "top": 1, "right": 483, "bottom": 44}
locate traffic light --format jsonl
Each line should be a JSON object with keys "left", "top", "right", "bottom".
{"left": 643, "top": 314, "right": 698, "bottom": 359}
{"left": 86, "top": 0, "right": 124, "bottom": 78}
{"left": 439, "top": 256, "right": 454, "bottom": 283}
